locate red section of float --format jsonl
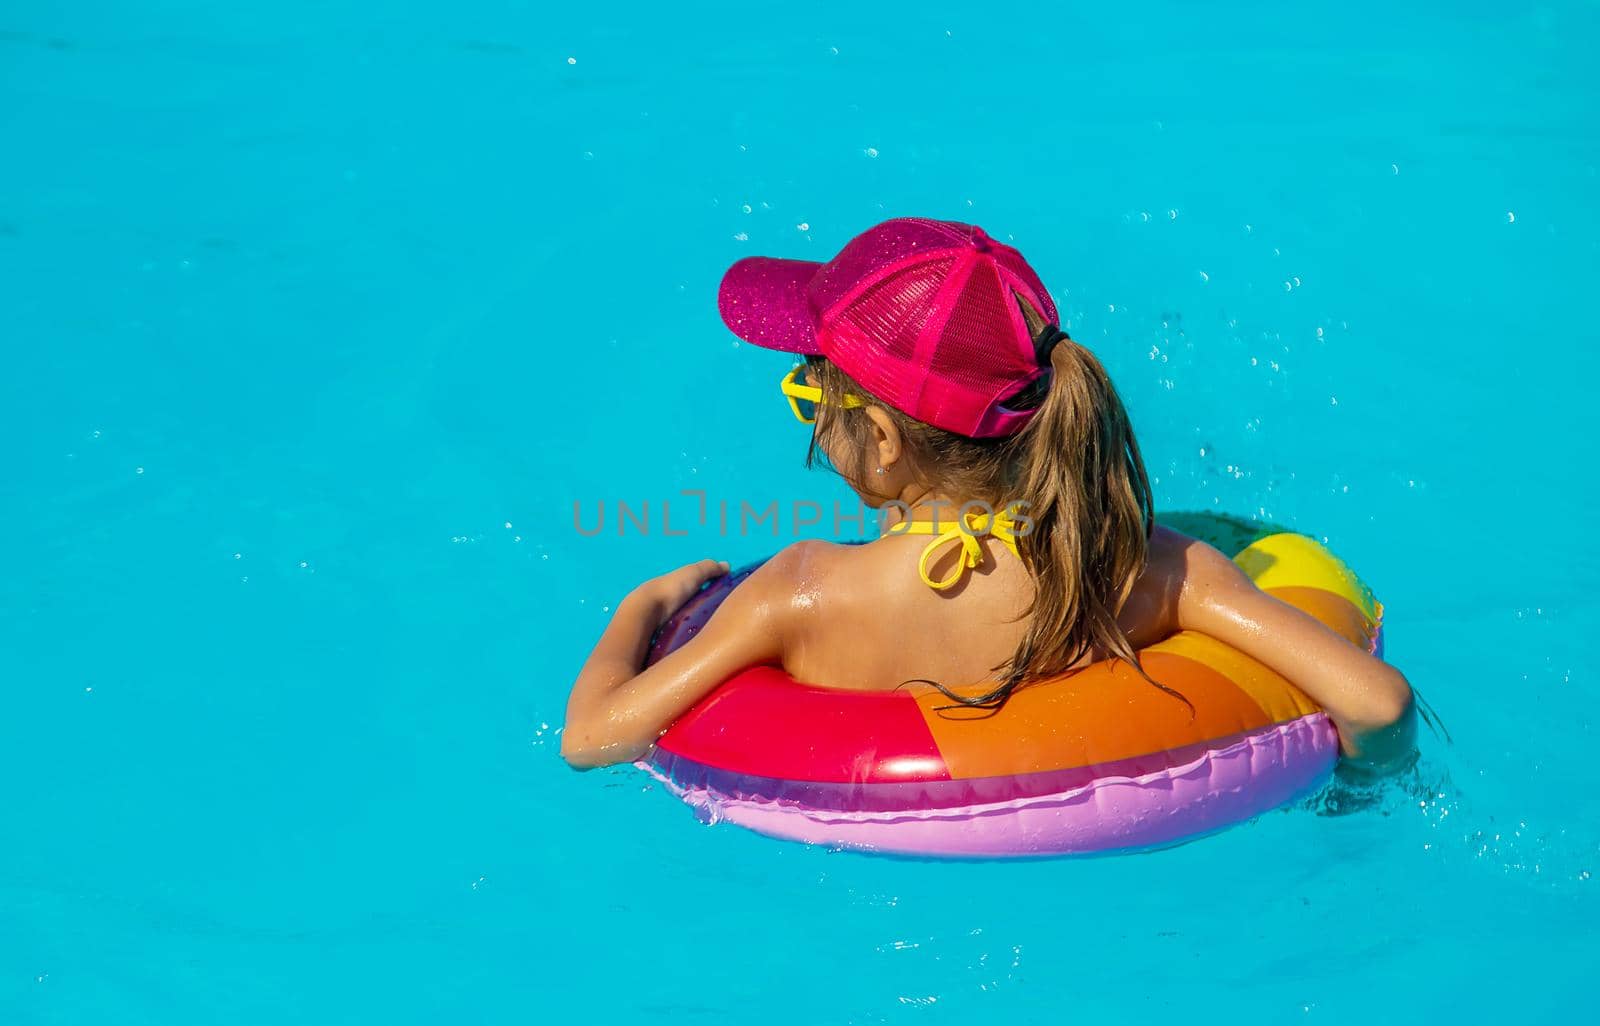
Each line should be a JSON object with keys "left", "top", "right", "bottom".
{"left": 656, "top": 665, "right": 950, "bottom": 784}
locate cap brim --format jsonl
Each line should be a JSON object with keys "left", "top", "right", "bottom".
{"left": 718, "top": 256, "right": 824, "bottom": 354}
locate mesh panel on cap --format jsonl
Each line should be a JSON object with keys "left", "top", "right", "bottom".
{"left": 827, "top": 256, "right": 953, "bottom": 399}
{"left": 990, "top": 247, "right": 1057, "bottom": 324}
{"left": 933, "top": 259, "right": 1030, "bottom": 394}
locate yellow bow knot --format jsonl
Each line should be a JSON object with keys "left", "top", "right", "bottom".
{"left": 893, "top": 508, "right": 1025, "bottom": 591}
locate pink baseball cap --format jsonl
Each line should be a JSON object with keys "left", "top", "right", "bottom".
{"left": 718, "top": 217, "right": 1059, "bottom": 438}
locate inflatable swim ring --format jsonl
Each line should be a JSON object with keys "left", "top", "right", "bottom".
{"left": 640, "top": 512, "right": 1383, "bottom": 857}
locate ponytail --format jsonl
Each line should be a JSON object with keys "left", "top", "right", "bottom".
{"left": 1013, "top": 332, "right": 1154, "bottom": 662}
{"left": 925, "top": 303, "right": 1177, "bottom": 711}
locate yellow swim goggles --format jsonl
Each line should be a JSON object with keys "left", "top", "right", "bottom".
{"left": 779, "top": 365, "right": 865, "bottom": 424}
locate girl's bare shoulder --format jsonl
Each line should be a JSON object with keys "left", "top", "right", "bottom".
{"left": 751, "top": 536, "right": 929, "bottom": 619}
{"left": 748, "top": 538, "right": 879, "bottom": 601}
{"left": 1122, "top": 526, "right": 1247, "bottom": 644}
{"left": 1148, "top": 525, "right": 1236, "bottom": 581}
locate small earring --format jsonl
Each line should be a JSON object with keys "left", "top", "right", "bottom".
{"left": 874, "top": 466, "right": 887, "bottom": 476}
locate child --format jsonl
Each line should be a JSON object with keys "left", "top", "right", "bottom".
{"left": 562, "top": 218, "right": 1414, "bottom": 772}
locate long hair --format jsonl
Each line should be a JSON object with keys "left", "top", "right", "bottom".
{"left": 807, "top": 294, "right": 1167, "bottom": 710}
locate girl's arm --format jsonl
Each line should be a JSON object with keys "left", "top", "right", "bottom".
{"left": 1175, "top": 539, "right": 1416, "bottom": 771}
{"left": 561, "top": 554, "right": 796, "bottom": 769}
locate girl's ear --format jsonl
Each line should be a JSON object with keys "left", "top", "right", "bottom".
{"left": 864, "top": 406, "right": 903, "bottom": 473}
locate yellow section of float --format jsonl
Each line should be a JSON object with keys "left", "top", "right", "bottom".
{"left": 1233, "top": 532, "right": 1380, "bottom": 622}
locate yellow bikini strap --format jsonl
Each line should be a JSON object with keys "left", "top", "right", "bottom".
{"left": 895, "top": 508, "right": 1024, "bottom": 591}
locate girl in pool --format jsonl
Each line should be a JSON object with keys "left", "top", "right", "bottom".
{"left": 562, "top": 218, "right": 1414, "bottom": 772}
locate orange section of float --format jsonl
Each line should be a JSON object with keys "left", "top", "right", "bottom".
{"left": 904, "top": 529, "right": 1379, "bottom": 780}
{"left": 911, "top": 651, "right": 1274, "bottom": 779}
{"left": 1264, "top": 585, "right": 1378, "bottom": 650}
{"left": 1144, "top": 631, "right": 1319, "bottom": 723}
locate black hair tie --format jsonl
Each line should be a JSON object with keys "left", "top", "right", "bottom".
{"left": 1033, "top": 324, "right": 1070, "bottom": 366}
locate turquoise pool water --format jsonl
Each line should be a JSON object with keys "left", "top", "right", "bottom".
{"left": 4, "top": 1, "right": 1597, "bottom": 1021}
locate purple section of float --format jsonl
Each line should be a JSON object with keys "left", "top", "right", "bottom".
{"left": 649, "top": 717, "right": 1324, "bottom": 812}
{"left": 646, "top": 566, "right": 757, "bottom": 666}
{"left": 640, "top": 714, "right": 1338, "bottom": 857}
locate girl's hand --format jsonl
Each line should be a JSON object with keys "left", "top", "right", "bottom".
{"left": 630, "top": 559, "right": 731, "bottom": 625}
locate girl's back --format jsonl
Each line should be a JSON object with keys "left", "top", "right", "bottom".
{"left": 780, "top": 523, "right": 1198, "bottom": 690}
{"left": 779, "top": 533, "right": 1035, "bottom": 690}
